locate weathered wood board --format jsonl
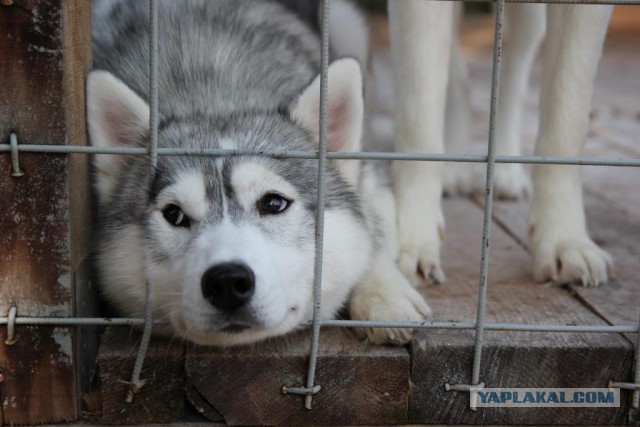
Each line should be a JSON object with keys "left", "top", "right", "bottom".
{"left": 96, "top": 327, "right": 186, "bottom": 425}
{"left": 409, "top": 199, "right": 633, "bottom": 425}
{"left": 483, "top": 191, "right": 640, "bottom": 424}
{"left": 0, "top": 1, "right": 91, "bottom": 424}
{"left": 186, "top": 328, "right": 410, "bottom": 425}
{"left": 486, "top": 192, "right": 640, "bottom": 330}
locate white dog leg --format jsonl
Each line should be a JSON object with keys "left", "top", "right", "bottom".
{"left": 388, "top": 0, "right": 453, "bottom": 285}
{"left": 443, "top": 4, "right": 474, "bottom": 196}
{"left": 493, "top": 3, "right": 546, "bottom": 199}
{"left": 530, "top": 4, "right": 613, "bottom": 286}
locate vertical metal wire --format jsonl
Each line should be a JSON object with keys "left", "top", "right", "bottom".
{"left": 303, "top": 0, "right": 331, "bottom": 410}
{"left": 9, "top": 133, "right": 24, "bottom": 177}
{"left": 470, "top": 0, "right": 505, "bottom": 386}
{"left": 148, "top": 0, "right": 159, "bottom": 168}
{"left": 126, "top": 0, "right": 159, "bottom": 403}
{"left": 633, "top": 313, "right": 640, "bottom": 409}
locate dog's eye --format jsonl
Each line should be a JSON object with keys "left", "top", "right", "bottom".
{"left": 162, "top": 204, "right": 190, "bottom": 227}
{"left": 257, "top": 193, "right": 291, "bottom": 215}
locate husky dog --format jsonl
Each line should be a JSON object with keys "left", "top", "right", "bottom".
{"left": 388, "top": 2, "right": 612, "bottom": 287}
{"left": 88, "top": 0, "right": 430, "bottom": 346}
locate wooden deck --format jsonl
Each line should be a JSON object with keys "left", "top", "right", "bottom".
{"left": 92, "top": 9, "right": 640, "bottom": 426}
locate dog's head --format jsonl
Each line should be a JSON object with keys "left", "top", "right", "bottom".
{"left": 87, "top": 59, "right": 374, "bottom": 345}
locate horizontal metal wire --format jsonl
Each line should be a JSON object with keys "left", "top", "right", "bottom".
{"left": 2, "top": 144, "right": 640, "bottom": 167}
{"left": 0, "top": 316, "right": 636, "bottom": 333}
{"left": 460, "top": 0, "right": 640, "bottom": 4}
{"left": 319, "top": 319, "right": 638, "bottom": 333}
{"left": 0, "top": 317, "right": 158, "bottom": 326}
{"left": 0, "top": 145, "right": 151, "bottom": 155}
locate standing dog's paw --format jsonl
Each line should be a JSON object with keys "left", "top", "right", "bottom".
{"left": 394, "top": 164, "right": 447, "bottom": 286}
{"left": 443, "top": 163, "right": 475, "bottom": 197}
{"left": 398, "top": 241, "right": 446, "bottom": 286}
{"left": 490, "top": 163, "right": 531, "bottom": 200}
{"left": 349, "top": 262, "right": 432, "bottom": 345}
{"left": 531, "top": 230, "right": 613, "bottom": 287}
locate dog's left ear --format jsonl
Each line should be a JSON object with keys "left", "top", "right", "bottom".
{"left": 290, "top": 58, "right": 364, "bottom": 186}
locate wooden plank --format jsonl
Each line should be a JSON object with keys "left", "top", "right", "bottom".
{"left": 476, "top": 193, "right": 640, "bottom": 424}
{"left": 0, "top": 0, "right": 91, "bottom": 423}
{"left": 96, "top": 327, "right": 186, "bottom": 425}
{"left": 583, "top": 164, "right": 640, "bottom": 223}
{"left": 61, "top": 0, "right": 94, "bottom": 411}
{"left": 409, "top": 199, "right": 633, "bottom": 425}
{"left": 570, "top": 193, "right": 640, "bottom": 329}
{"left": 185, "top": 328, "right": 410, "bottom": 425}
{"left": 482, "top": 193, "right": 640, "bottom": 330}
{"left": 582, "top": 131, "right": 640, "bottom": 223}
{"left": 580, "top": 116, "right": 640, "bottom": 328}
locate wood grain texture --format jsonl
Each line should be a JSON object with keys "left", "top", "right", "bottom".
{"left": 0, "top": 0, "right": 91, "bottom": 423}
{"left": 186, "top": 328, "right": 410, "bottom": 425}
{"left": 97, "top": 327, "right": 186, "bottom": 425}
{"left": 485, "top": 193, "right": 640, "bottom": 423}
{"left": 409, "top": 199, "right": 633, "bottom": 425}
{"left": 568, "top": 194, "right": 640, "bottom": 330}
{"left": 60, "top": 0, "right": 95, "bottom": 408}
{"left": 482, "top": 192, "right": 640, "bottom": 331}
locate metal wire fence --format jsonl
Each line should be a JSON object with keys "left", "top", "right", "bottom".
{"left": 2, "top": 0, "right": 640, "bottom": 415}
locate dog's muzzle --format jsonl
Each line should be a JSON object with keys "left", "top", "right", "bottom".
{"left": 201, "top": 262, "right": 255, "bottom": 312}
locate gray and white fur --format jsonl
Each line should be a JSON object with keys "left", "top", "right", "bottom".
{"left": 89, "top": 0, "right": 430, "bottom": 346}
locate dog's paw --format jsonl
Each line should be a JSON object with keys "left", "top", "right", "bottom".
{"left": 443, "top": 163, "right": 475, "bottom": 197}
{"left": 395, "top": 203, "right": 446, "bottom": 286}
{"left": 398, "top": 241, "right": 446, "bottom": 286}
{"left": 490, "top": 163, "right": 531, "bottom": 200}
{"left": 349, "top": 272, "right": 432, "bottom": 345}
{"left": 394, "top": 164, "right": 446, "bottom": 286}
{"left": 531, "top": 230, "right": 613, "bottom": 287}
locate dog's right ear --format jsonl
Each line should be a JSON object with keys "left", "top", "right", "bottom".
{"left": 87, "top": 70, "right": 150, "bottom": 203}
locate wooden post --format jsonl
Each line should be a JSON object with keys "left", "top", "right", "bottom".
{"left": 0, "top": 0, "right": 92, "bottom": 424}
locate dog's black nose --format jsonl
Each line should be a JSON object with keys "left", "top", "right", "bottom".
{"left": 201, "top": 263, "right": 255, "bottom": 312}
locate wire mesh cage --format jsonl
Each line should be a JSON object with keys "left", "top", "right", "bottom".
{"left": 1, "top": 0, "right": 639, "bottom": 423}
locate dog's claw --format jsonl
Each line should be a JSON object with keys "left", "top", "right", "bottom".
{"left": 398, "top": 245, "right": 446, "bottom": 287}
{"left": 420, "top": 258, "right": 446, "bottom": 284}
